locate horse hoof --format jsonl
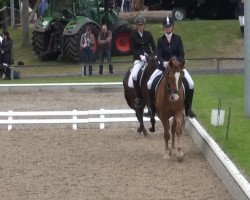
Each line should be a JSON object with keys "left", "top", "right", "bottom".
{"left": 149, "top": 127, "right": 155, "bottom": 132}
{"left": 163, "top": 154, "right": 170, "bottom": 160}
{"left": 137, "top": 127, "right": 143, "bottom": 133}
{"left": 143, "top": 130, "right": 149, "bottom": 137}
{"left": 177, "top": 151, "right": 184, "bottom": 162}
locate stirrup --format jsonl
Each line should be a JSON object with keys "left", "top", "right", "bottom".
{"left": 134, "top": 98, "right": 143, "bottom": 108}
{"left": 187, "top": 108, "right": 196, "bottom": 118}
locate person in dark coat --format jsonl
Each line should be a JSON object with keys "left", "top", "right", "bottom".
{"left": 130, "top": 16, "right": 157, "bottom": 108}
{"left": 0, "top": 34, "right": 3, "bottom": 65}
{"left": 145, "top": 16, "right": 196, "bottom": 118}
{"left": 237, "top": 0, "right": 244, "bottom": 37}
{"left": 98, "top": 24, "right": 113, "bottom": 75}
{"left": 1, "top": 31, "right": 13, "bottom": 80}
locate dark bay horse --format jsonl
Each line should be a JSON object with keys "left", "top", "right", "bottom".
{"left": 123, "top": 55, "right": 158, "bottom": 136}
{"left": 155, "top": 57, "right": 185, "bottom": 161}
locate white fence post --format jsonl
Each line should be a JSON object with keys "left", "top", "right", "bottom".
{"left": 72, "top": 109, "right": 77, "bottom": 130}
{"left": 8, "top": 110, "right": 13, "bottom": 131}
{"left": 100, "top": 108, "right": 105, "bottom": 129}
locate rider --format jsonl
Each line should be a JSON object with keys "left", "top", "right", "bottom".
{"left": 130, "top": 16, "right": 157, "bottom": 108}
{"left": 145, "top": 16, "right": 196, "bottom": 118}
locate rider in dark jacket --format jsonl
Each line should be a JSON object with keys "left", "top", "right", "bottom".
{"left": 145, "top": 16, "right": 196, "bottom": 118}
{"left": 130, "top": 16, "right": 157, "bottom": 108}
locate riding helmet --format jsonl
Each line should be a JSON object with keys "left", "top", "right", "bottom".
{"left": 134, "top": 16, "right": 146, "bottom": 25}
{"left": 162, "top": 16, "right": 175, "bottom": 28}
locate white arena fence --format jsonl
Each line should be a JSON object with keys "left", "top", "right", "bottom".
{"left": 0, "top": 109, "right": 160, "bottom": 131}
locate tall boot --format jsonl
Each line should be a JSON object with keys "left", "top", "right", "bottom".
{"left": 83, "top": 65, "right": 87, "bottom": 76}
{"left": 143, "top": 89, "right": 155, "bottom": 117}
{"left": 133, "top": 80, "right": 143, "bottom": 108}
{"left": 240, "top": 26, "right": 244, "bottom": 37}
{"left": 99, "top": 65, "right": 103, "bottom": 75}
{"left": 89, "top": 65, "right": 92, "bottom": 76}
{"left": 185, "top": 89, "right": 196, "bottom": 118}
{"left": 109, "top": 64, "right": 113, "bottom": 74}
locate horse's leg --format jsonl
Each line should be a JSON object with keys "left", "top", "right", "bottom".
{"left": 171, "top": 117, "right": 177, "bottom": 156}
{"left": 162, "top": 119, "right": 171, "bottom": 159}
{"left": 149, "top": 107, "right": 156, "bottom": 132}
{"left": 175, "top": 114, "right": 184, "bottom": 162}
{"left": 135, "top": 107, "right": 148, "bottom": 137}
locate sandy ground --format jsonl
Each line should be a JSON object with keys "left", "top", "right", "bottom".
{"left": 0, "top": 89, "right": 233, "bottom": 199}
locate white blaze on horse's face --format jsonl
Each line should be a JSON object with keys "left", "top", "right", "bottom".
{"left": 170, "top": 72, "right": 180, "bottom": 102}
{"left": 175, "top": 72, "right": 180, "bottom": 91}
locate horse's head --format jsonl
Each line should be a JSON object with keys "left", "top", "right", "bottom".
{"left": 164, "top": 57, "right": 185, "bottom": 102}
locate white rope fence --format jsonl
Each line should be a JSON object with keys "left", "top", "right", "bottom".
{"left": 0, "top": 109, "right": 160, "bottom": 131}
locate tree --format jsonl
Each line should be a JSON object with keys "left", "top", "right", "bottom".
{"left": 22, "top": 0, "right": 30, "bottom": 47}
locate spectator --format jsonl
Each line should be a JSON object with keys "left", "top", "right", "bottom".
{"left": 237, "top": 0, "right": 244, "bottom": 37}
{"left": 80, "top": 26, "right": 95, "bottom": 76}
{"left": 38, "top": 0, "right": 48, "bottom": 18}
{"left": 124, "top": 0, "right": 131, "bottom": 12}
{"left": 0, "top": 34, "right": 3, "bottom": 77}
{"left": 0, "top": 34, "right": 3, "bottom": 65}
{"left": 98, "top": 24, "right": 113, "bottom": 75}
{"left": 1, "top": 31, "right": 13, "bottom": 80}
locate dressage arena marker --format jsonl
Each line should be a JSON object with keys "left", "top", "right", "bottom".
{"left": 0, "top": 82, "right": 250, "bottom": 199}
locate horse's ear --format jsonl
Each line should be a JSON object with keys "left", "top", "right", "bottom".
{"left": 180, "top": 59, "right": 185, "bottom": 69}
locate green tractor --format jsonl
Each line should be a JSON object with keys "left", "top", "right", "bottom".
{"left": 32, "top": 0, "right": 132, "bottom": 62}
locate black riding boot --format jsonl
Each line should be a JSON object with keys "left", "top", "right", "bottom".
{"left": 83, "top": 65, "right": 87, "bottom": 76}
{"left": 89, "top": 65, "right": 92, "bottom": 76}
{"left": 109, "top": 64, "right": 113, "bottom": 74}
{"left": 144, "top": 89, "right": 155, "bottom": 117}
{"left": 133, "top": 80, "right": 143, "bottom": 108}
{"left": 240, "top": 26, "right": 244, "bottom": 37}
{"left": 99, "top": 65, "right": 103, "bottom": 75}
{"left": 185, "top": 89, "right": 196, "bottom": 118}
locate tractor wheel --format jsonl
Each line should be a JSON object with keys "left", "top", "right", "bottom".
{"left": 63, "top": 23, "right": 100, "bottom": 63}
{"left": 31, "top": 31, "right": 60, "bottom": 61}
{"left": 112, "top": 25, "right": 132, "bottom": 56}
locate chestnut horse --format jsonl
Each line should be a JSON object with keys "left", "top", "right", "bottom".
{"left": 155, "top": 57, "right": 185, "bottom": 161}
{"left": 123, "top": 55, "right": 158, "bottom": 136}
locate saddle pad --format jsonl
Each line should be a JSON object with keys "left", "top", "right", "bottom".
{"left": 152, "top": 74, "right": 163, "bottom": 92}
{"left": 128, "top": 65, "right": 146, "bottom": 88}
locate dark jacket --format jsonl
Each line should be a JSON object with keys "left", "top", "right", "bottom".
{"left": 238, "top": 2, "right": 244, "bottom": 16}
{"left": 130, "top": 30, "right": 156, "bottom": 61}
{"left": 2, "top": 38, "right": 13, "bottom": 65}
{"left": 157, "top": 33, "right": 184, "bottom": 71}
{"left": 98, "top": 30, "right": 112, "bottom": 51}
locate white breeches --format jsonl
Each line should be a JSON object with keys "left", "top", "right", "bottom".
{"left": 147, "top": 69, "right": 163, "bottom": 90}
{"left": 147, "top": 68, "right": 194, "bottom": 90}
{"left": 131, "top": 60, "right": 145, "bottom": 81}
{"left": 239, "top": 16, "right": 245, "bottom": 26}
{"left": 184, "top": 69, "right": 194, "bottom": 89}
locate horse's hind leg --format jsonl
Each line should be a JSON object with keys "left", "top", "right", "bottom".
{"left": 135, "top": 108, "right": 148, "bottom": 137}
{"left": 149, "top": 116, "right": 156, "bottom": 132}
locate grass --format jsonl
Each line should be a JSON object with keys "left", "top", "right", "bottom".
{"left": 194, "top": 74, "right": 250, "bottom": 179}
{"left": 1, "top": 20, "right": 250, "bottom": 180}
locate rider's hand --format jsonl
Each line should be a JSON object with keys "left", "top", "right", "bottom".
{"left": 140, "top": 55, "right": 146, "bottom": 61}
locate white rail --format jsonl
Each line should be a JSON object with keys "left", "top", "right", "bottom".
{"left": 0, "top": 109, "right": 159, "bottom": 131}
